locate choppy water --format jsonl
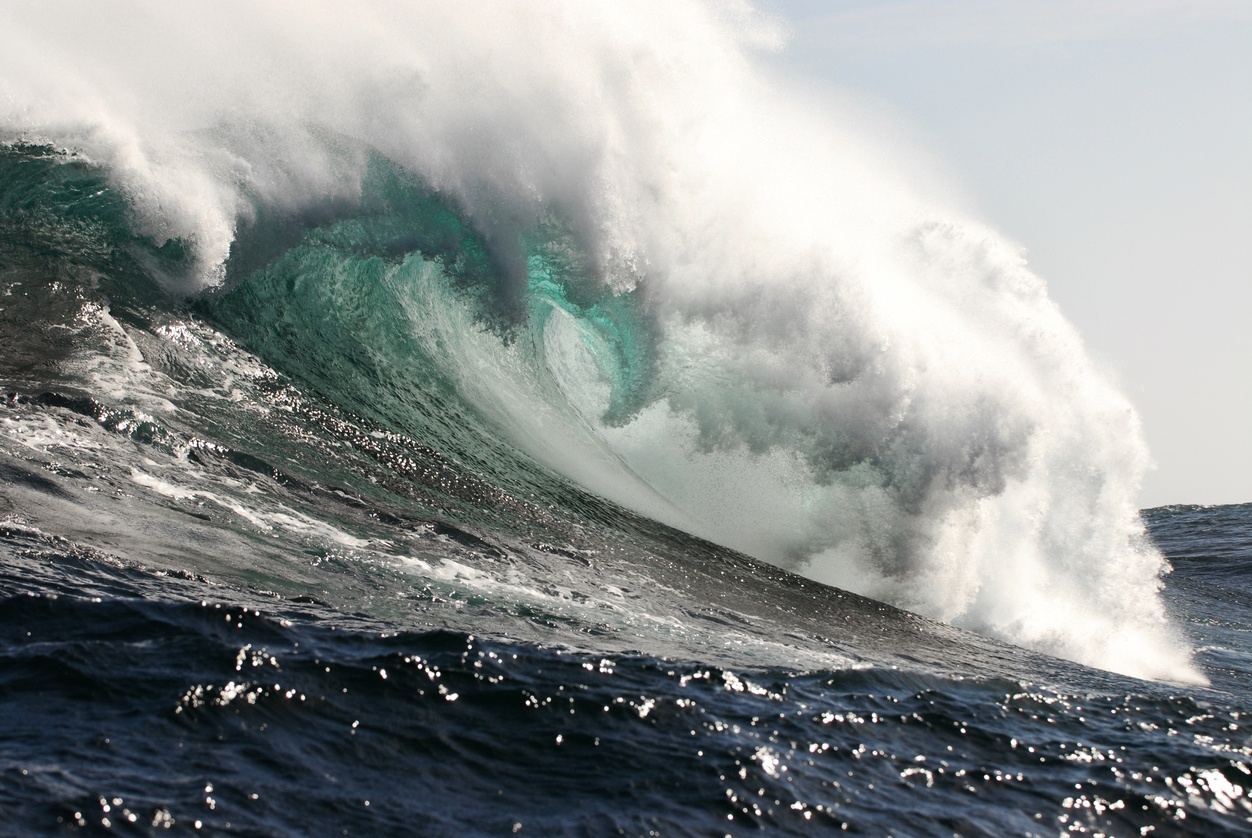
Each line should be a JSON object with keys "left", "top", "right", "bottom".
{"left": 1, "top": 447, "right": 1250, "bottom": 835}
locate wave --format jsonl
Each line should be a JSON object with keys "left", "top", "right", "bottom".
{"left": 0, "top": 1, "right": 1199, "bottom": 682}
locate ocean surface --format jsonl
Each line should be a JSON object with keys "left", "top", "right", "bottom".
{"left": 1, "top": 138, "right": 1250, "bottom": 838}
{"left": 1, "top": 4, "right": 1249, "bottom": 835}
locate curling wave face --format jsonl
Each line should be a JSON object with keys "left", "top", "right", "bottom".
{"left": 0, "top": 0, "right": 1198, "bottom": 681}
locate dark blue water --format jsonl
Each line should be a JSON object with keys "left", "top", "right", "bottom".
{"left": 2, "top": 504, "right": 1250, "bottom": 836}
{"left": 0, "top": 142, "right": 1249, "bottom": 836}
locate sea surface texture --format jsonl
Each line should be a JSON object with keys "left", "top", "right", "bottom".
{"left": 0, "top": 3, "right": 1248, "bottom": 835}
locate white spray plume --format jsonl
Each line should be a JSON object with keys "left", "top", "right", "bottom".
{"left": 0, "top": 0, "right": 1201, "bottom": 682}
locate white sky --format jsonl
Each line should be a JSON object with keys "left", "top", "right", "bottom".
{"left": 757, "top": 0, "right": 1252, "bottom": 507}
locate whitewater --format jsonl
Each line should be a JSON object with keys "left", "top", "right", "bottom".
{"left": 0, "top": 2, "right": 1248, "bottom": 835}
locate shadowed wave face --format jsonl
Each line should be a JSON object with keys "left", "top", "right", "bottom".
{"left": 0, "top": 0, "right": 1198, "bottom": 682}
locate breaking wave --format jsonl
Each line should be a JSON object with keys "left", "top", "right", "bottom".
{"left": 0, "top": 0, "right": 1198, "bottom": 681}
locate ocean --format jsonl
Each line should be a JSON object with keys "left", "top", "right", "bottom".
{"left": 1, "top": 3, "right": 1249, "bottom": 835}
